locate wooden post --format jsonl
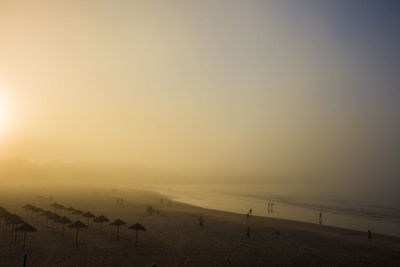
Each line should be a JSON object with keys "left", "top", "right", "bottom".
{"left": 23, "top": 232, "right": 27, "bottom": 249}
{"left": 75, "top": 228, "right": 79, "bottom": 246}
{"left": 135, "top": 230, "right": 138, "bottom": 247}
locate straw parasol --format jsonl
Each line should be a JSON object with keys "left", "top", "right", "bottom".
{"left": 68, "top": 220, "right": 87, "bottom": 246}
{"left": 6, "top": 214, "right": 24, "bottom": 241}
{"left": 15, "top": 223, "right": 37, "bottom": 249}
{"left": 66, "top": 207, "right": 75, "bottom": 215}
{"left": 56, "top": 216, "right": 72, "bottom": 237}
{"left": 110, "top": 219, "right": 126, "bottom": 240}
{"left": 82, "top": 212, "right": 95, "bottom": 225}
{"left": 93, "top": 215, "right": 109, "bottom": 233}
{"left": 49, "top": 214, "right": 61, "bottom": 231}
{"left": 72, "top": 209, "right": 84, "bottom": 220}
{"left": 22, "top": 204, "right": 36, "bottom": 217}
{"left": 128, "top": 223, "right": 146, "bottom": 247}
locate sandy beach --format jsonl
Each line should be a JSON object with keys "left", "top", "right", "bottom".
{"left": 0, "top": 187, "right": 399, "bottom": 267}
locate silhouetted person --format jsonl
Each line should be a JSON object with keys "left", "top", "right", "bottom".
{"left": 249, "top": 208, "right": 252, "bottom": 216}
{"left": 199, "top": 216, "right": 204, "bottom": 228}
{"left": 246, "top": 226, "right": 250, "bottom": 238}
{"left": 368, "top": 229, "right": 372, "bottom": 242}
{"left": 319, "top": 212, "right": 322, "bottom": 225}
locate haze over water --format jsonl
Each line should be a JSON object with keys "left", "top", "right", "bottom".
{"left": 143, "top": 182, "right": 400, "bottom": 237}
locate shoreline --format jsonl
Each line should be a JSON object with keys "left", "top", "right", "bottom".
{"left": 143, "top": 185, "right": 400, "bottom": 238}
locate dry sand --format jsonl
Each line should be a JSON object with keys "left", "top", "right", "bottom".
{"left": 0, "top": 186, "right": 399, "bottom": 266}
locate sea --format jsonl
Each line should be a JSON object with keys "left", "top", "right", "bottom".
{"left": 140, "top": 183, "right": 400, "bottom": 237}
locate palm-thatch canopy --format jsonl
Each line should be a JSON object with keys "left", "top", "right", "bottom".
{"left": 0, "top": 209, "right": 10, "bottom": 218}
{"left": 94, "top": 215, "right": 109, "bottom": 223}
{"left": 15, "top": 223, "right": 37, "bottom": 232}
{"left": 128, "top": 223, "right": 146, "bottom": 247}
{"left": 49, "top": 214, "right": 61, "bottom": 221}
{"left": 110, "top": 219, "right": 126, "bottom": 226}
{"left": 42, "top": 210, "right": 54, "bottom": 217}
{"left": 128, "top": 223, "right": 146, "bottom": 231}
{"left": 57, "top": 216, "right": 72, "bottom": 224}
{"left": 66, "top": 207, "right": 75, "bottom": 212}
{"left": 83, "top": 212, "right": 95, "bottom": 218}
{"left": 72, "top": 209, "right": 84, "bottom": 215}
{"left": 22, "top": 204, "right": 35, "bottom": 211}
{"left": 36, "top": 207, "right": 44, "bottom": 213}
{"left": 68, "top": 220, "right": 87, "bottom": 229}
{"left": 6, "top": 214, "right": 24, "bottom": 225}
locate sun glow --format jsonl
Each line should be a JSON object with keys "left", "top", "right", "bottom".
{"left": 0, "top": 97, "right": 7, "bottom": 133}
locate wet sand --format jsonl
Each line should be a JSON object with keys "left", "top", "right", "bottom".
{"left": 1, "top": 187, "right": 399, "bottom": 266}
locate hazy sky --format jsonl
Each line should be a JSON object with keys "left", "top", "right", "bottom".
{"left": 0, "top": 1, "right": 399, "bottom": 188}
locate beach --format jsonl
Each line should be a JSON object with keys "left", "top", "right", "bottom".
{"left": 1, "top": 187, "right": 400, "bottom": 266}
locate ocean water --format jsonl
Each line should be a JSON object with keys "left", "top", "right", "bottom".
{"left": 141, "top": 183, "right": 400, "bottom": 237}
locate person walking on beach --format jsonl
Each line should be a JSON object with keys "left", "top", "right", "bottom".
{"left": 368, "top": 229, "right": 372, "bottom": 242}
{"left": 319, "top": 212, "right": 323, "bottom": 225}
{"left": 249, "top": 208, "right": 252, "bottom": 216}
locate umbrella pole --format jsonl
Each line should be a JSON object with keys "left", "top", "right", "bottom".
{"left": 75, "top": 228, "right": 79, "bottom": 246}
{"left": 135, "top": 230, "right": 138, "bottom": 247}
{"left": 62, "top": 224, "right": 65, "bottom": 237}
{"left": 100, "top": 222, "right": 103, "bottom": 233}
{"left": 14, "top": 227, "right": 18, "bottom": 242}
{"left": 117, "top": 226, "right": 119, "bottom": 241}
{"left": 23, "top": 232, "right": 27, "bottom": 249}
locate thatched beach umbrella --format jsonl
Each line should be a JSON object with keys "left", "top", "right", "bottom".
{"left": 94, "top": 215, "right": 109, "bottom": 233}
{"left": 50, "top": 203, "right": 59, "bottom": 212}
{"left": 72, "top": 209, "right": 84, "bottom": 220}
{"left": 56, "top": 216, "right": 72, "bottom": 237}
{"left": 22, "top": 204, "right": 35, "bottom": 216}
{"left": 68, "top": 220, "right": 87, "bottom": 246}
{"left": 128, "top": 223, "right": 146, "bottom": 247}
{"left": 15, "top": 223, "right": 37, "bottom": 249}
{"left": 41, "top": 210, "right": 53, "bottom": 226}
{"left": 66, "top": 207, "right": 75, "bottom": 215}
{"left": 6, "top": 214, "right": 24, "bottom": 241}
{"left": 57, "top": 204, "right": 66, "bottom": 216}
{"left": 82, "top": 212, "right": 95, "bottom": 225}
{"left": 36, "top": 207, "right": 44, "bottom": 220}
{"left": 49, "top": 214, "right": 61, "bottom": 231}
{"left": 0, "top": 207, "right": 9, "bottom": 226}
{"left": 110, "top": 219, "right": 126, "bottom": 240}
{"left": 32, "top": 207, "right": 43, "bottom": 218}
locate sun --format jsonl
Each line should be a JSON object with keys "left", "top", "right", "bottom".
{"left": 0, "top": 98, "right": 7, "bottom": 132}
